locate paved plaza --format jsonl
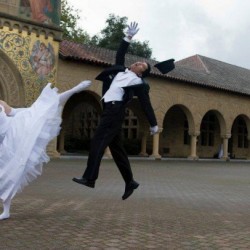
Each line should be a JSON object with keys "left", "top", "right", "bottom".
{"left": 1, "top": 158, "right": 250, "bottom": 249}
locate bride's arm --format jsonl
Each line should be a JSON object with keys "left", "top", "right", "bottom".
{"left": 8, "top": 107, "right": 26, "bottom": 116}
{"left": 0, "top": 100, "right": 26, "bottom": 116}
{"left": 0, "top": 100, "right": 12, "bottom": 115}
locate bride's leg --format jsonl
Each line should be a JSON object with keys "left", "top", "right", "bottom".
{"left": 59, "top": 80, "right": 91, "bottom": 105}
{"left": 0, "top": 198, "right": 11, "bottom": 220}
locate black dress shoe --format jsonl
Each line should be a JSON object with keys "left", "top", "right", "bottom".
{"left": 122, "top": 180, "right": 139, "bottom": 200}
{"left": 72, "top": 177, "right": 95, "bottom": 188}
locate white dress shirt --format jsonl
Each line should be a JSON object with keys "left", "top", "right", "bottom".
{"left": 103, "top": 69, "right": 143, "bottom": 102}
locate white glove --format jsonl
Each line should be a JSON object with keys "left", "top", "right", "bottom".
{"left": 78, "top": 80, "right": 91, "bottom": 89}
{"left": 150, "top": 125, "right": 159, "bottom": 135}
{"left": 125, "top": 22, "right": 139, "bottom": 38}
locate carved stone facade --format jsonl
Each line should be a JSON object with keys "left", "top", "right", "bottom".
{"left": 0, "top": 2, "right": 61, "bottom": 157}
{"left": 0, "top": 49, "right": 25, "bottom": 106}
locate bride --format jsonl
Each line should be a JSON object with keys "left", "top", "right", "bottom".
{"left": 0, "top": 80, "right": 91, "bottom": 220}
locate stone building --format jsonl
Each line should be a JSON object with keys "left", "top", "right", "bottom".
{"left": 1, "top": 1, "right": 250, "bottom": 160}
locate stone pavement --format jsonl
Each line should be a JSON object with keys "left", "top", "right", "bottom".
{"left": 1, "top": 159, "right": 250, "bottom": 250}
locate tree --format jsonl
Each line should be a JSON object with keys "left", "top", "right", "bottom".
{"left": 90, "top": 14, "right": 152, "bottom": 59}
{"left": 60, "top": 2, "right": 153, "bottom": 59}
{"left": 60, "top": 0, "right": 90, "bottom": 43}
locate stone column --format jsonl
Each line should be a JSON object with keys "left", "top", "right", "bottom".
{"left": 246, "top": 134, "right": 250, "bottom": 160}
{"left": 58, "top": 127, "right": 66, "bottom": 154}
{"left": 139, "top": 132, "right": 148, "bottom": 156}
{"left": 247, "top": 136, "right": 250, "bottom": 160}
{"left": 104, "top": 147, "right": 112, "bottom": 158}
{"left": 188, "top": 133, "right": 199, "bottom": 160}
{"left": 47, "top": 138, "right": 60, "bottom": 158}
{"left": 149, "top": 128, "right": 162, "bottom": 159}
{"left": 222, "top": 134, "right": 231, "bottom": 161}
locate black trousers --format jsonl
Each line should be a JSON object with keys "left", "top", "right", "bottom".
{"left": 82, "top": 101, "right": 133, "bottom": 184}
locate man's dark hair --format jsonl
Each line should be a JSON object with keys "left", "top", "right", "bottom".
{"left": 141, "top": 62, "right": 151, "bottom": 78}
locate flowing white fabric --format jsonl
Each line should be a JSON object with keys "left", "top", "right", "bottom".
{"left": 0, "top": 105, "right": 10, "bottom": 144}
{"left": 0, "top": 83, "right": 62, "bottom": 202}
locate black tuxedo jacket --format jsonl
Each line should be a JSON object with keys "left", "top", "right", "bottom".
{"left": 95, "top": 39, "right": 157, "bottom": 127}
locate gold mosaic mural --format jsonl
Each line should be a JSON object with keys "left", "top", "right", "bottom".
{"left": 0, "top": 29, "right": 58, "bottom": 105}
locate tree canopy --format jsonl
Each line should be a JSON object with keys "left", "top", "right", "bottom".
{"left": 60, "top": 1, "right": 153, "bottom": 58}
{"left": 60, "top": 0, "right": 90, "bottom": 43}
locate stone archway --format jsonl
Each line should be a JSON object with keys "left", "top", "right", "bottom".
{"left": 126, "top": 99, "right": 156, "bottom": 156}
{"left": 161, "top": 104, "right": 195, "bottom": 158}
{"left": 0, "top": 49, "right": 25, "bottom": 106}
{"left": 58, "top": 90, "right": 102, "bottom": 155}
{"left": 198, "top": 110, "right": 224, "bottom": 158}
{"left": 230, "top": 115, "right": 250, "bottom": 159}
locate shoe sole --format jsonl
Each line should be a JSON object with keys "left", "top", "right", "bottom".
{"left": 122, "top": 183, "right": 139, "bottom": 200}
{"left": 72, "top": 178, "right": 95, "bottom": 188}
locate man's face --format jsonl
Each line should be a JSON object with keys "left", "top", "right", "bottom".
{"left": 129, "top": 62, "right": 148, "bottom": 77}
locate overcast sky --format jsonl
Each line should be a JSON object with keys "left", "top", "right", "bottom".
{"left": 67, "top": 0, "right": 250, "bottom": 69}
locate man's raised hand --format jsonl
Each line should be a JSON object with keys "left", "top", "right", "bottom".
{"left": 126, "top": 22, "right": 139, "bottom": 38}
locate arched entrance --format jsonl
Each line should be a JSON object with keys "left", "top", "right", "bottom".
{"left": 230, "top": 115, "right": 250, "bottom": 159}
{"left": 161, "top": 105, "right": 194, "bottom": 158}
{"left": 0, "top": 50, "right": 25, "bottom": 106}
{"left": 126, "top": 99, "right": 154, "bottom": 156}
{"left": 58, "top": 91, "right": 102, "bottom": 155}
{"left": 198, "top": 110, "right": 223, "bottom": 158}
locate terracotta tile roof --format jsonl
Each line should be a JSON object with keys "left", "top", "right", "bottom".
{"left": 60, "top": 40, "right": 158, "bottom": 67}
{"left": 170, "top": 55, "right": 250, "bottom": 95}
{"left": 60, "top": 40, "right": 111, "bottom": 65}
{"left": 59, "top": 40, "right": 250, "bottom": 96}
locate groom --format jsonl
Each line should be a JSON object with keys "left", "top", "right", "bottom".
{"left": 73, "top": 22, "right": 158, "bottom": 200}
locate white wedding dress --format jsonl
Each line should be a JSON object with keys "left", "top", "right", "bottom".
{"left": 0, "top": 83, "right": 62, "bottom": 202}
